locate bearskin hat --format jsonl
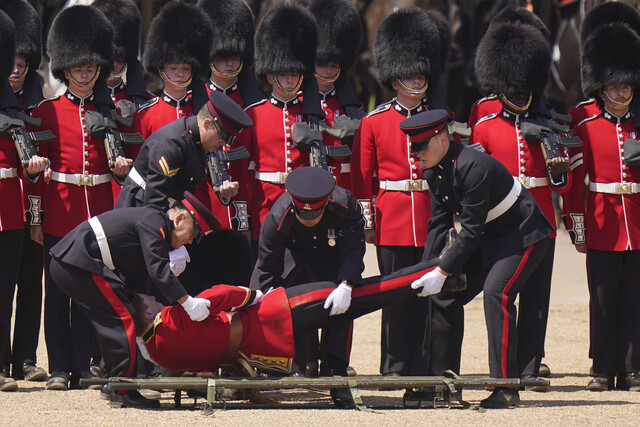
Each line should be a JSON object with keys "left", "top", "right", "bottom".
{"left": 581, "top": 1, "right": 640, "bottom": 44}
{"left": 0, "top": 0, "right": 41, "bottom": 68}
{"left": 254, "top": 3, "right": 317, "bottom": 77}
{"left": 92, "top": 0, "right": 141, "bottom": 63}
{"left": 143, "top": 1, "right": 213, "bottom": 77}
{"left": 489, "top": 6, "right": 551, "bottom": 42}
{"left": 308, "top": 0, "right": 361, "bottom": 70}
{"left": 424, "top": 9, "right": 452, "bottom": 68}
{"left": 0, "top": 9, "right": 16, "bottom": 81}
{"left": 197, "top": 0, "right": 255, "bottom": 65}
{"left": 373, "top": 8, "right": 441, "bottom": 90}
{"left": 581, "top": 22, "right": 640, "bottom": 98}
{"left": 47, "top": 5, "right": 113, "bottom": 83}
{"left": 475, "top": 21, "right": 550, "bottom": 96}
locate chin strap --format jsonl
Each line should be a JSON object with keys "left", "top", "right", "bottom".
{"left": 395, "top": 78, "right": 428, "bottom": 96}
{"left": 159, "top": 69, "right": 192, "bottom": 88}
{"left": 9, "top": 64, "right": 28, "bottom": 84}
{"left": 315, "top": 66, "right": 341, "bottom": 84}
{"left": 210, "top": 61, "right": 243, "bottom": 79}
{"left": 271, "top": 73, "right": 303, "bottom": 96}
{"left": 109, "top": 63, "right": 127, "bottom": 80}
{"left": 68, "top": 66, "right": 101, "bottom": 88}
{"left": 601, "top": 89, "right": 633, "bottom": 108}
{"left": 499, "top": 92, "right": 532, "bottom": 113}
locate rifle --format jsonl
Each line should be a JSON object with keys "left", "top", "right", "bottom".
{"left": 519, "top": 113, "right": 583, "bottom": 174}
{"left": 0, "top": 109, "right": 55, "bottom": 167}
{"left": 207, "top": 146, "right": 250, "bottom": 194}
{"left": 83, "top": 108, "right": 143, "bottom": 168}
{"left": 292, "top": 117, "right": 351, "bottom": 171}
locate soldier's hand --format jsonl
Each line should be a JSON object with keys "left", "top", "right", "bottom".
{"left": 219, "top": 180, "right": 239, "bottom": 198}
{"left": 30, "top": 225, "right": 43, "bottom": 246}
{"left": 548, "top": 156, "right": 570, "bottom": 177}
{"left": 574, "top": 243, "right": 587, "bottom": 254}
{"left": 364, "top": 229, "right": 375, "bottom": 244}
{"left": 180, "top": 296, "right": 211, "bottom": 322}
{"left": 323, "top": 282, "right": 352, "bottom": 316}
{"left": 44, "top": 167, "right": 52, "bottom": 183}
{"left": 26, "top": 155, "right": 48, "bottom": 175}
{"left": 111, "top": 156, "right": 133, "bottom": 177}
{"left": 169, "top": 245, "right": 190, "bottom": 276}
{"left": 411, "top": 267, "right": 448, "bottom": 297}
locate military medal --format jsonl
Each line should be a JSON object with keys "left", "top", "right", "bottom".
{"left": 327, "top": 229, "right": 336, "bottom": 246}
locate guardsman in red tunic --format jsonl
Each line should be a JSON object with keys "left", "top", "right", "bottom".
{"left": 472, "top": 18, "right": 570, "bottom": 388}
{"left": 564, "top": 2, "right": 640, "bottom": 392}
{"left": 31, "top": 6, "right": 131, "bottom": 391}
{"left": 1, "top": 0, "right": 48, "bottom": 386}
{"left": 309, "top": 0, "right": 365, "bottom": 193}
{"left": 350, "top": 8, "right": 442, "bottom": 384}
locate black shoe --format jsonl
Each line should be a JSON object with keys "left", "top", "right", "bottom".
{"left": 100, "top": 384, "right": 111, "bottom": 400}
{"left": 330, "top": 387, "right": 355, "bottom": 409}
{"left": 0, "top": 373, "right": 18, "bottom": 392}
{"left": 586, "top": 374, "right": 614, "bottom": 391}
{"left": 480, "top": 387, "right": 520, "bottom": 409}
{"left": 70, "top": 369, "right": 95, "bottom": 390}
{"left": 538, "top": 363, "right": 551, "bottom": 378}
{"left": 109, "top": 390, "right": 161, "bottom": 409}
{"left": 617, "top": 372, "right": 640, "bottom": 391}
{"left": 45, "top": 370, "right": 70, "bottom": 391}
{"left": 20, "top": 362, "right": 47, "bottom": 382}
{"left": 520, "top": 375, "right": 549, "bottom": 392}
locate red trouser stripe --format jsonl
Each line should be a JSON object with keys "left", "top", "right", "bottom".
{"left": 91, "top": 273, "right": 137, "bottom": 378}
{"left": 500, "top": 245, "right": 533, "bottom": 378}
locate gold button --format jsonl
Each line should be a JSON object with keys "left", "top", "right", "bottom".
{"left": 84, "top": 161, "right": 90, "bottom": 166}
{"left": 287, "top": 158, "right": 292, "bottom": 163}
{"left": 412, "top": 173, "right": 418, "bottom": 179}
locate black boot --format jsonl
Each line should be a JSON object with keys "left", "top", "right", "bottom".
{"left": 109, "top": 390, "right": 161, "bottom": 409}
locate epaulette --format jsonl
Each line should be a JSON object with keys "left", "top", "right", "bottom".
{"left": 366, "top": 101, "right": 392, "bottom": 117}
{"left": 475, "top": 112, "right": 498, "bottom": 126}
{"left": 245, "top": 98, "right": 267, "bottom": 110}
{"left": 474, "top": 94, "right": 498, "bottom": 105}
{"left": 572, "top": 98, "right": 595, "bottom": 109}
{"left": 137, "top": 97, "right": 159, "bottom": 112}
{"left": 577, "top": 114, "right": 599, "bottom": 127}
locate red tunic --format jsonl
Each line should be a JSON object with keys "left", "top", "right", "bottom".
{"left": 472, "top": 109, "right": 571, "bottom": 237}
{"left": 468, "top": 94, "right": 502, "bottom": 129}
{"left": 31, "top": 91, "right": 114, "bottom": 237}
{"left": 233, "top": 95, "right": 340, "bottom": 240}
{"left": 568, "top": 98, "right": 599, "bottom": 128}
{"left": 565, "top": 109, "right": 640, "bottom": 250}
{"left": 0, "top": 133, "right": 25, "bottom": 231}
{"left": 320, "top": 90, "right": 354, "bottom": 191}
{"left": 146, "top": 285, "right": 294, "bottom": 373}
{"left": 350, "top": 99, "right": 431, "bottom": 247}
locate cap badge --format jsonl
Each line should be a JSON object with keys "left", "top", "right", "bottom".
{"left": 304, "top": 203, "right": 312, "bottom": 210}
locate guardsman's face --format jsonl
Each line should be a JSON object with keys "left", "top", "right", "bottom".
{"left": 416, "top": 132, "right": 450, "bottom": 169}
{"left": 212, "top": 56, "right": 241, "bottom": 75}
{"left": 139, "top": 294, "right": 164, "bottom": 319}
{"left": 600, "top": 83, "right": 633, "bottom": 116}
{"left": 66, "top": 63, "right": 98, "bottom": 85}
{"left": 392, "top": 74, "right": 428, "bottom": 102}
{"left": 163, "top": 63, "right": 192, "bottom": 85}
{"left": 10, "top": 55, "right": 27, "bottom": 80}
{"left": 268, "top": 71, "right": 302, "bottom": 97}
{"left": 170, "top": 212, "right": 196, "bottom": 248}
{"left": 315, "top": 61, "right": 340, "bottom": 80}
{"left": 107, "top": 57, "right": 126, "bottom": 86}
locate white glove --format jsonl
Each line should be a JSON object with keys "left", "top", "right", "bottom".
{"left": 323, "top": 282, "right": 352, "bottom": 316}
{"left": 249, "top": 290, "right": 264, "bottom": 306}
{"left": 181, "top": 296, "right": 211, "bottom": 321}
{"left": 411, "top": 268, "right": 448, "bottom": 297}
{"left": 169, "top": 245, "right": 190, "bottom": 276}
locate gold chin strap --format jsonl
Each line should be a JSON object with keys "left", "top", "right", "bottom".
{"left": 602, "top": 89, "right": 633, "bottom": 108}
{"left": 109, "top": 62, "right": 128, "bottom": 80}
{"left": 159, "top": 69, "right": 193, "bottom": 88}
{"left": 271, "top": 73, "right": 304, "bottom": 96}
{"left": 315, "top": 67, "right": 341, "bottom": 84}
{"left": 68, "top": 66, "right": 101, "bottom": 88}
{"left": 8, "top": 64, "right": 29, "bottom": 83}
{"left": 396, "top": 78, "right": 428, "bottom": 96}
{"left": 210, "top": 61, "right": 243, "bottom": 79}
{"left": 500, "top": 92, "right": 532, "bottom": 113}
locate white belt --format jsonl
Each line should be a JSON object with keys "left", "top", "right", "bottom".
{"left": 516, "top": 175, "right": 549, "bottom": 189}
{"left": 128, "top": 167, "right": 147, "bottom": 190}
{"left": 486, "top": 177, "right": 521, "bottom": 223}
{"left": 379, "top": 179, "right": 429, "bottom": 192}
{"left": 589, "top": 181, "right": 640, "bottom": 194}
{"left": 0, "top": 167, "right": 17, "bottom": 179}
{"left": 88, "top": 217, "right": 115, "bottom": 271}
{"left": 50, "top": 171, "right": 111, "bottom": 186}
{"left": 255, "top": 171, "right": 288, "bottom": 184}
{"left": 340, "top": 163, "right": 351, "bottom": 173}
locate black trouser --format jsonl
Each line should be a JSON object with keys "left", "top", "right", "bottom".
{"left": 10, "top": 224, "right": 44, "bottom": 376}
{"left": 587, "top": 249, "right": 640, "bottom": 375}
{"left": 425, "top": 239, "right": 549, "bottom": 379}
{"left": 0, "top": 229, "right": 24, "bottom": 374}
{"left": 517, "top": 237, "right": 555, "bottom": 377}
{"left": 377, "top": 245, "right": 428, "bottom": 375}
{"left": 49, "top": 258, "right": 137, "bottom": 379}
{"left": 43, "top": 234, "right": 91, "bottom": 374}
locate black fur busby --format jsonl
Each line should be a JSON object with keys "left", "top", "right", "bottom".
{"left": 308, "top": 0, "right": 361, "bottom": 70}
{"left": 47, "top": 5, "right": 113, "bottom": 83}
{"left": 373, "top": 8, "right": 441, "bottom": 90}
{"left": 0, "top": 0, "right": 41, "bottom": 68}
{"left": 92, "top": 0, "right": 141, "bottom": 63}
{"left": 581, "top": 22, "right": 640, "bottom": 98}
{"left": 0, "top": 9, "right": 16, "bottom": 81}
{"left": 474, "top": 21, "right": 550, "bottom": 96}
{"left": 424, "top": 9, "right": 452, "bottom": 68}
{"left": 143, "top": 1, "right": 213, "bottom": 77}
{"left": 254, "top": 3, "right": 317, "bottom": 77}
{"left": 197, "top": 0, "right": 255, "bottom": 65}
{"left": 581, "top": 1, "right": 640, "bottom": 44}
{"left": 489, "top": 6, "right": 551, "bottom": 42}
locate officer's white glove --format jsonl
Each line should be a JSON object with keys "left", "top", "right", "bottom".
{"left": 181, "top": 296, "right": 211, "bottom": 321}
{"left": 323, "top": 282, "right": 352, "bottom": 316}
{"left": 168, "top": 245, "right": 190, "bottom": 276}
{"left": 411, "top": 268, "right": 448, "bottom": 297}
{"left": 249, "top": 290, "right": 264, "bottom": 306}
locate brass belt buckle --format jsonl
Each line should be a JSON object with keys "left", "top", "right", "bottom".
{"left": 81, "top": 174, "right": 93, "bottom": 186}
{"left": 618, "top": 182, "right": 631, "bottom": 194}
{"left": 518, "top": 176, "right": 531, "bottom": 189}
{"left": 410, "top": 180, "right": 421, "bottom": 191}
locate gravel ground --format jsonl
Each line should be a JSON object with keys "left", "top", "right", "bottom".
{"left": 2, "top": 230, "right": 640, "bottom": 425}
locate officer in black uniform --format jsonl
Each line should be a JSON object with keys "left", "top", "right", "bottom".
{"left": 48, "top": 191, "right": 220, "bottom": 408}
{"left": 251, "top": 167, "right": 365, "bottom": 408}
{"left": 399, "top": 110, "right": 554, "bottom": 409}
{"left": 116, "top": 90, "right": 252, "bottom": 209}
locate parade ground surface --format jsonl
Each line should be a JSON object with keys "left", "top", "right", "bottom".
{"left": 3, "top": 230, "right": 640, "bottom": 425}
